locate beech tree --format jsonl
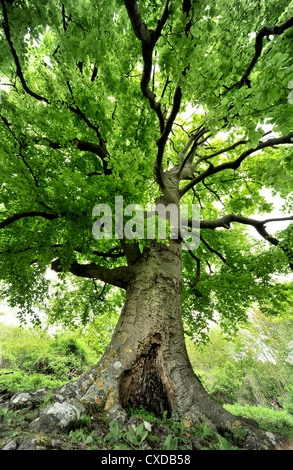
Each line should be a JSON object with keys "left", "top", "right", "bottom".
{"left": 0, "top": 0, "right": 293, "bottom": 449}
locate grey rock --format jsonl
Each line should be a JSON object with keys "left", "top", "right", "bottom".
{"left": 29, "top": 398, "right": 87, "bottom": 433}
{"left": 17, "top": 438, "right": 37, "bottom": 450}
{"left": 2, "top": 439, "right": 20, "bottom": 450}
{"left": 17, "top": 437, "right": 49, "bottom": 450}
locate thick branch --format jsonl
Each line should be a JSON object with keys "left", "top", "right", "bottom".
{"left": 188, "top": 214, "right": 293, "bottom": 270}
{"left": 156, "top": 84, "right": 182, "bottom": 186}
{"left": 32, "top": 136, "right": 112, "bottom": 175}
{"left": 120, "top": 239, "right": 141, "bottom": 266}
{"left": 51, "top": 259, "right": 132, "bottom": 289}
{"left": 124, "top": 0, "right": 173, "bottom": 188}
{"left": 124, "top": 0, "right": 166, "bottom": 134}
{"left": 196, "top": 214, "right": 293, "bottom": 231}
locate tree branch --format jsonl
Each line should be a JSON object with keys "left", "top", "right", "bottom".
{"left": 178, "top": 125, "right": 208, "bottom": 177}
{"left": 31, "top": 136, "right": 112, "bottom": 175}
{"left": 51, "top": 259, "right": 133, "bottom": 289}
{"left": 0, "top": 211, "right": 64, "bottom": 230}
{"left": 185, "top": 214, "right": 293, "bottom": 270}
{"left": 180, "top": 132, "right": 293, "bottom": 196}
{"left": 1, "top": 1, "right": 109, "bottom": 159}
{"left": 1, "top": 0, "right": 50, "bottom": 103}
{"left": 191, "top": 214, "right": 293, "bottom": 231}
{"left": 184, "top": 243, "right": 201, "bottom": 286}
{"left": 155, "top": 83, "right": 182, "bottom": 187}
{"left": 200, "top": 236, "right": 227, "bottom": 264}
{"left": 231, "top": 16, "right": 293, "bottom": 90}
{"left": 124, "top": 0, "right": 174, "bottom": 189}
{"left": 124, "top": 0, "right": 166, "bottom": 134}
{"left": 120, "top": 239, "right": 141, "bottom": 266}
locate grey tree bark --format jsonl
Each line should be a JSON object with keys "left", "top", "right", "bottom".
{"left": 7, "top": 236, "right": 284, "bottom": 450}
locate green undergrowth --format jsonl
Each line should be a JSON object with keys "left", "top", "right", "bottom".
{"left": 0, "top": 323, "right": 99, "bottom": 392}
{"left": 1, "top": 403, "right": 292, "bottom": 451}
{"left": 0, "top": 404, "right": 240, "bottom": 451}
{"left": 224, "top": 404, "right": 293, "bottom": 439}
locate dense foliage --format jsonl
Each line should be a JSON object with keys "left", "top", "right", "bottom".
{"left": 0, "top": 0, "right": 292, "bottom": 340}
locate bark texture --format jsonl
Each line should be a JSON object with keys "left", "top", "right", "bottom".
{"left": 6, "top": 238, "right": 285, "bottom": 450}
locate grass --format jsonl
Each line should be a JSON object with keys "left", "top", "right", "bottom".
{"left": 1, "top": 322, "right": 292, "bottom": 450}
{"left": 2, "top": 399, "right": 292, "bottom": 451}
{"left": 0, "top": 403, "right": 245, "bottom": 451}
{"left": 224, "top": 404, "right": 293, "bottom": 439}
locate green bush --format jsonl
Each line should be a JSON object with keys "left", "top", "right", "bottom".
{"left": 0, "top": 369, "right": 64, "bottom": 392}
{"left": 0, "top": 323, "right": 99, "bottom": 391}
{"left": 186, "top": 314, "right": 292, "bottom": 409}
{"left": 283, "top": 386, "right": 293, "bottom": 416}
{"left": 0, "top": 324, "right": 49, "bottom": 370}
{"left": 224, "top": 404, "right": 293, "bottom": 438}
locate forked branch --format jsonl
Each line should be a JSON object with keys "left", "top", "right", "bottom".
{"left": 124, "top": 0, "right": 168, "bottom": 134}
{"left": 186, "top": 214, "right": 293, "bottom": 270}
{"left": 180, "top": 132, "right": 293, "bottom": 196}
{"left": 124, "top": 0, "right": 186, "bottom": 189}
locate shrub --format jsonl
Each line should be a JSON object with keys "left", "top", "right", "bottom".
{"left": 0, "top": 369, "right": 64, "bottom": 392}
{"left": 224, "top": 404, "right": 293, "bottom": 438}
{"left": 0, "top": 323, "right": 99, "bottom": 391}
{"left": 282, "top": 385, "right": 293, "bottom": 416}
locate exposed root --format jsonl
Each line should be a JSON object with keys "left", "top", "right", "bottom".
{"left": 3, "top": 353, "right": 288, "bottom": 450}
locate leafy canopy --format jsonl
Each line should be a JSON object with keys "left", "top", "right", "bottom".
{"left": 0, "top": 0, "right": 292, "bottom": 336}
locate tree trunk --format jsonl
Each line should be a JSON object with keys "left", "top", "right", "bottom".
{"left": 8, "top": 238, "right": 284, "bottom": 449}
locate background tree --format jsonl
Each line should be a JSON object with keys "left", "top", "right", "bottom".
{"left": 0, "top": 0, "right": 293, "bottom": 449}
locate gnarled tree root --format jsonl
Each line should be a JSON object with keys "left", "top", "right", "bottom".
{"left": 5, "top": 365, "right": 286, "bottom": 451}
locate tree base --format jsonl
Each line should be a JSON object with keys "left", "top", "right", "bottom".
{"left": 3, "top": 360, "right": 287, "bottom": 451}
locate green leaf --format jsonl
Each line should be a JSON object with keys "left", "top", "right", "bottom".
{"left": 216, "top": 434, "right": 232, "bottom": 450}
{"left": 85, "top": 435, "right": 94, "bottom": 444}
{"left": 136, "top": 422, "right": 144, "bottom": 436}
{"left": 141, "top": 431, "right": 148, "bottom": 443}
